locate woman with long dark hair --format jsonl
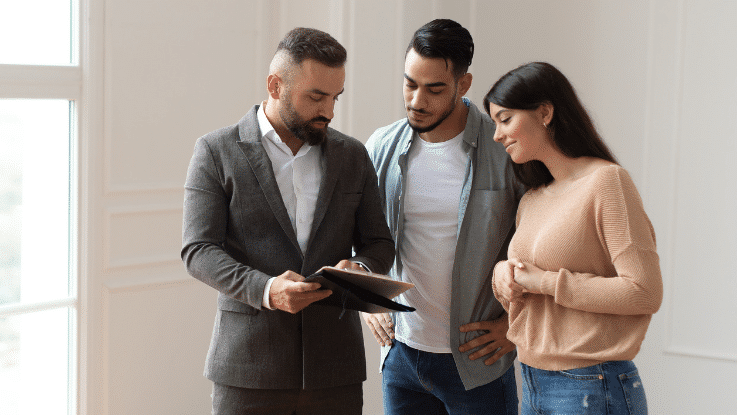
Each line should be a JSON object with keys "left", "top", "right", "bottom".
{"left": 485, "top": 62, "right": 663, "bottom": 414}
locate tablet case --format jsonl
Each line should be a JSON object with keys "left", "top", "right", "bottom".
{"left": 306, "top": 266, "right": 415, "bottom": 314}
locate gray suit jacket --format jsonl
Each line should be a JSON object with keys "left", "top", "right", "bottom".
{"left": 182, "top": 105, "right": 395, "bottom": 390}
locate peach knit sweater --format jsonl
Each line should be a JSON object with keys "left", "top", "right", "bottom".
{"left": 493, "top": 165, "right": 663, "bottom": 370}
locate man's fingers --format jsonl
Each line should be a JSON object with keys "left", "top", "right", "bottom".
{"left": 469, "top": 341, "right": 498, "bottom": 360}
{"left": 467, "top": 337, "right": 512, "bottom": 362}
{"left": 305, "top": 289, "right": 332, "bottom": 300}
{"left": 379, "top": 315, "right": 394, "bottom": 331}
{"left": 362, "top": 313, "right": 393, "bottom": 346}
{"left": 334, "top": 259, "right": 362, "bottom": 271}
{"left": 368, "top": 321, "right": 388, "bottom": 345}
{"left": 374, "top": 318, "right": 393, "bottom": 346}
{"left": 459, "top": 321, "right": 484, "bottom": 332}
{"left": 279, "top": 270, "right": 305, "bottom": 282}
{"left": 484, "top": 342, "right": 516, "bottom": 366}
{"left": 293, "top": 281, "right": 324, "bottom": 292}
{"left": 273, "top": 282, "right": 332, "bottom": 314}
{"left": 460, "top": 333, "right": 492, "bottom": 354}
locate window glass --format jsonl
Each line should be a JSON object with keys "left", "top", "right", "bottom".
{"left": 0, "top": 99, "right": 72, "bottom": 306}
{"left": 0, "top": 308, "right": 72, "bottom": 414}
{"left": 0, "top": 1, "right": 73, "bottom": 65}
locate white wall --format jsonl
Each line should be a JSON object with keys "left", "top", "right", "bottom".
{"left": 85, "top": 1, "right": 737, "bottom": 414}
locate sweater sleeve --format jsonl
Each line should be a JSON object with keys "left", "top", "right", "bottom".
{"left": 491, "top": 267, "right": 511, "bottom": 312}
{"left": 538, "top": 167, "right": 663, "bottom": 315}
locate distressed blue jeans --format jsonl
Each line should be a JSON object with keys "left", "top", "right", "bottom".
{"left": 520, "top": 361, "right": 648, "bottom": 415}
{"left": 383, "top": 340, "right": 518, "bottom": 415}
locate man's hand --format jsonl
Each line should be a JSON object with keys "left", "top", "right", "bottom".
{"left": 458, "top": 317, "right": 515, "bottom": 366}
{"left": 269, "top": 270, "right": 332, "bottom": 314}
{"left": 334, "top": 259, "right": 364, "bottom": 272}
{"left": 494, "top": 259, "right": 527, "bottom": 302}
{"left": 362, "top": 312, "right": 394, "bottom": 346}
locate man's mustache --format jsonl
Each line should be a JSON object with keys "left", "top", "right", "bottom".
{"left": 406, "top": 106, "right": 430, "bottom": 115}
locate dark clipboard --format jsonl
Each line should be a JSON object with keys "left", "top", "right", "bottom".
{"left": 305, "top": 266, "right": 415, "bottom": 314}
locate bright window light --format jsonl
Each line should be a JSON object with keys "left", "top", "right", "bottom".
{"left": 0, "top": 0, "right": 73, "bottom": 65}
{"left": 0, "top": 99, "right": 72, "bottom": 306}
{"left": 0, "top": 99, "right": 74, "bottom": 414}
{"left": 0, "top": 308, "right": 73, "bottom": 414}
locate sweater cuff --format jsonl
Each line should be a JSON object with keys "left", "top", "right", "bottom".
{"left": 540, "top": 271, "right": 558, "bottom": 296}
{"left": 491, "top": 271, "right": 510, "bottom": 311}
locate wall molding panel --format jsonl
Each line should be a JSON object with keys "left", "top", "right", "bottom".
{"left": 103, "top": 271, "right": 195, "bottom": 294}
{"left": 0, "top": 64, "right": 82, "bottom": 99}
{"left": 101, "top": 277, "right": 216, "bottom": 415}
{"left": 103, "top": 205, "right": 183, "bottom": 271}
{"left": 640, "top": 1, "right": 737, "bottom": 412}
{"left": 103, "top": 182, "right": 186, "bottom": 197}
{"left": 661, "top": 0, "right": 737, "bottom": 362}
{"left": 665, "top": 346, "right": 737, "bottom": 363}
{"left": 661, "top": 0, "right": 687, "bottom": 362}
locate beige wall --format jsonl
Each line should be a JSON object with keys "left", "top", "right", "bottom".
{"left": 84, "top": 1, "right": 737, "bottom": 413}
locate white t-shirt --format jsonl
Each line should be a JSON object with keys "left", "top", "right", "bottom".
{"left": 395, "top": 131, "right": 466, "bottom": 353}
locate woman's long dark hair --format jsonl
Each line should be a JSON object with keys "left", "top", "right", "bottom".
{"left": 483, "top": 62, "right": 617, "bottom": 189}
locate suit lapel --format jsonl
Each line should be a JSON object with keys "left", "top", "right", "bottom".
{"left": 236, "top": 106, "right": 301, "bottom": 255}
{"left": 306, "top": 133, "right": 343, "bottom": 251}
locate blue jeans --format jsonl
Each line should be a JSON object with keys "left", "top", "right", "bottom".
{"left": 520, "top": 361, "right": 648, "bottom": 415}
{"left": 383, "top": 340, "right": 518, "bottom": 415}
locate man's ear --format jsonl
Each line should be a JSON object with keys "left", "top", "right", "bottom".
{"left": 267, "top": 74, "right": 281, "bottom": 99}
{"left": 458, "top": 72, "right": 473, "bottom": 96}
{"left": 537, "top": 102, "right": 554, "bottom": 125}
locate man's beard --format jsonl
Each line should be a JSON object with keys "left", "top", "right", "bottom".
{"left": 280, "top": 94, "right": 329, "bottom": 146}
{"left": 407, "top": 92, "right": 457, "bottom": 134}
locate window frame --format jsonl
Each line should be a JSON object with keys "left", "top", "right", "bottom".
{"left": 0, "top": 0, "right": 94, "bottom": 413}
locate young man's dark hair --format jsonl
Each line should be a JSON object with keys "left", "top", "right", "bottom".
{"left": 277, "top": 27, "right": 347, "bottom": 68}
{"left": 406, "top": 19, "right": 474, "bottom": 78}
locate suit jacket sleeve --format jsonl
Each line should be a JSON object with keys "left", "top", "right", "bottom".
{"left": 181, "top": 137, "right": 270, "bottom": 309}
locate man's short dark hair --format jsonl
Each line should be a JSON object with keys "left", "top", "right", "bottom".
{"left": 407, "top": 19, "right": 474, "bottom": 78}
{"left": 276, "top": 27, "right": 347, "bottom": 68}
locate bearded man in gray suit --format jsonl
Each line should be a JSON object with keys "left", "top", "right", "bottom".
{"left": 182, "top": 27, "right": 394, "bottom": 415}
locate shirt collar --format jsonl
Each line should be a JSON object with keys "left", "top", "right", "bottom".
{"left": 257, "top": 101, "right": 314, "bottom": 157}
{"left": 257, "top": 101, "right": 278, "bottom": 142}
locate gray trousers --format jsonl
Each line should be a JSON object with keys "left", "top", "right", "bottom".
{"left": 212, "top": 382, "right": 362, "bottom": 415}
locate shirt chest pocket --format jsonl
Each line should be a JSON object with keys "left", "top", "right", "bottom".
{"left": 465, "top": 188, "right": 517, "bottom": 246}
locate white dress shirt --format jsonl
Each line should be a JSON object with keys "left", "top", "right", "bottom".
{"left": 257, "top": 102, "right": 323, "bottom": 309}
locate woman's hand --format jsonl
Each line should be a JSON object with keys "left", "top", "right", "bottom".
{"left": 512, "top": 260, "right": 545, "bottom": 294}
{"left": 493, "top": 260, "right": 527, "bottom": 302}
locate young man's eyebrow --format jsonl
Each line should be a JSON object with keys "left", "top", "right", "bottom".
{"left": 404, "top": 74, "right": 447, "bottom": 88}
